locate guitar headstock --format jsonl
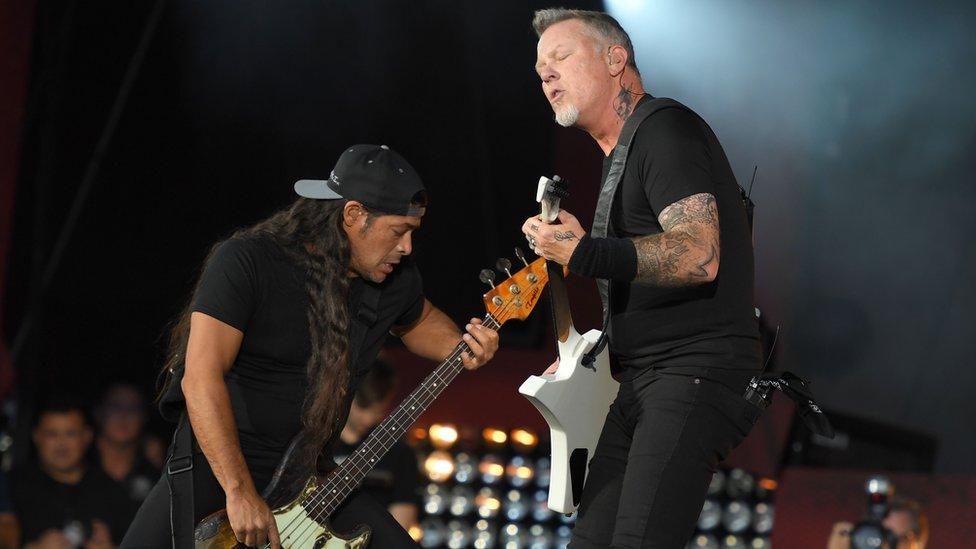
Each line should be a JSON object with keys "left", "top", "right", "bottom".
{"left": 536, "top": 175, "right": 570, "bottom": 224}
{"left": 480, "top": 250, "right": 554, "bottom": 326}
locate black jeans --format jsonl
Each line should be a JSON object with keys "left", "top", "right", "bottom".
{"left": 120, "top": 450, "right": 418, "bottom": 548}
{"left": 569, "top": 368, "right": 761, "bottom": 549}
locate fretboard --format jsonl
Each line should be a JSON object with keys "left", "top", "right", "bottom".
{"left": 306, "top": 313, "right": 500, "bottom": 519}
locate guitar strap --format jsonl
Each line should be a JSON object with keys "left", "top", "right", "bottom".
{"left": 167, "top": 412, "right": 196, "bottom": 549}
{"left": 582, "top": 97, "right": 690, "bottom": 366}
{"left": 166, "top": 282, "right": 383, "bottom": 548}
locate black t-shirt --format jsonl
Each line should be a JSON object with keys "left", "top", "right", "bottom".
{"left": 10, "top": 464, "right": 135, "bottom": 545}
{"left": 603, "top": 97, "right": 761, "bottom": 378}
{"left": 189, "top": 235, "right": 425, "bottom": 488}
{"left": 333, "top": 434, "right": 420, "bottom": 509}
{"left": 90, "top": 448, "right": 160, "bottom": 505}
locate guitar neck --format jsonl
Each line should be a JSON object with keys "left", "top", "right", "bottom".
{"left": 309, "top": 313, "right": 501, "bottom": 519}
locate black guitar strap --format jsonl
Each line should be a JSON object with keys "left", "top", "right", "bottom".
{"left": 166, "top": 283, "right": 382, "bottom": 548}
{"left": 582, "top": 97, "right": 690, "bottom": 366}
{"left": 167, "top": 412, "right": 196, "bottom": 548}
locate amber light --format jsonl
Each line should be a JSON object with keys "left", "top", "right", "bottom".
{"left": 424, "top": 450, "right": 456, "bottom": 482}
{"left": 510, "top": 428, "right": 538, "bottom": 451}
{"left": 428, "top": 423, "right": 459, "bottom": 449}
{"left": 758, "top": 478, "right": 778, "bottom": 491}
{"left": 407, "top": 524, "right": 423, "bottom": 542}
{"left": 482, "top": 427, "right": 507, "bottom": 446}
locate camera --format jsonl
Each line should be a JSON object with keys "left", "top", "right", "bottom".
{"left": 848, "top": 476, "right": 899, "bottom": 549}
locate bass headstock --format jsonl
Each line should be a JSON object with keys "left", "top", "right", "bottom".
{"left": 480, "top": 248, "right": 556, "bottom": 326}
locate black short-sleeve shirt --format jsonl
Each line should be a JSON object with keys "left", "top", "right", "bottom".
{"left": 189, "top": 235, "right": 424, "bottom": 487}
{"left": 605, "top": 98, "right": 761, "bottom": 378}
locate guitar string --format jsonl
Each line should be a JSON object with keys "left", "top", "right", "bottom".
{"left": 275, "top": 307, "right": 509, "bottom": 546}
{"left": 279, "top": 312, "right": 504, "bottom": 547}
{"left": 278, "top": 313, "right": 503, "bottom": 547}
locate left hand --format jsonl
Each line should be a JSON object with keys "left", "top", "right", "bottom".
{"left": 459, "top": 317, "right": 499, "bottom": 370}
{"left": 521, "top": 210, "right": 587, "bottom": 265}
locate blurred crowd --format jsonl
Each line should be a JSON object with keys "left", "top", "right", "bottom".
{"left": 0, "top": 359, "right": 419, "bottom": 548}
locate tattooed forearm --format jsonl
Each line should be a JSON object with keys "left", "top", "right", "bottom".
{"left": 553, "top": 231, "right": 577, "bottom": 241}
{"left": 631, "top": 193, "right": 721, "bottom": 286}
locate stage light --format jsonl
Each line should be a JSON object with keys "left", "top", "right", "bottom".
{"left": 726, "top": 468, "right": 755, "bottom": 499}
{"left": 503, "top": 489, "right": 530, "bottom": 522}
{"left": 688, "top": 533, "right": 719, "bottom": 549}
{"left": 483, "top": 427, "right": 508, "bottom": 447}
{"left": 752, "top": 502, "right": 774, "bottom": 535}
{"left": 408, "top": 523, "right": 423, "bottom": 542}
{"left": 500, "top": 522, "right": 526, "bottom": 549}
{"left": 423, "top": 483, "right": 448, "bottom": 515}
{"left": 555, "top": 525, "right": 573, "bottom": 549}
{"left": 528, "top": 524, "right": 553, "bottom": 549}
{"left": 749, "top": 537, "right": 771, "bottom": 549}
{"left": 697, "top": 499, "right": 722, "bottom": 531}
{"left": 722, "top": 501, "right": 753, "bottom": 534}
{"left": 531, "top": 488, "right": 555, "bottom": 522}
{"left": 506, "top": 455, "right": 535, "bottom": 488}
{"left": 707, "top": 470, "right": 726, "bottom": 496}
{"left": 455, "top": 451, "right": 477, "bottom": 484}
{"left": 479, "top": 454, "right": 506, "bottom": 484}
{"left": 410, "top": 426, "right": 428, "bottom": 445}
{"left": 429, "top": 423, "right": 459, "bottom": 449}
{"left": 510, "top": 428, "right": 538, "bottom": 452}
{"left": 446, "top": 519, "right": 473, "bottom": 549}
{"left": 476, "top": 487, "right": 502, "bottom": 519}
{"left": 424, "top": 450, "right": 456, "bottom": 482}
{"left": 755, "top": 477, "right": 777, "bottom": 500}
{"left": 722, "top": 535, "right": 746, "bottom": 549}
{"left": 449, "top": 485, "right": 475, "bottom": 517}
{"left": 534, "top": 456, "right": 551, "bottom": 488}
{"left": 419, "top": 517, "right": 446, "bottom": 548}
{"left": 558, "top": 511, "right": 577, "bottom": 525}
{"left": 473, "top": 519, "right": 497, "bottom": 549}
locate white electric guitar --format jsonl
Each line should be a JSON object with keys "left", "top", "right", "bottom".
{"left": 519, "top": 175, "right": 620, "bottom": 514}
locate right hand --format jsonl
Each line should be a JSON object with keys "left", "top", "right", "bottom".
{"left": 226, "top": 486, "right": 281, "bottom": 548}
{"left": 543, "top": 357, "right": 559, "bottom": 375}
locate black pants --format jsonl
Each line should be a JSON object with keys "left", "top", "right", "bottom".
{"left": 569, "top": 368, "right": 761, "bottom": 549}
{"left": 120, "top": 450, "right": 418, "bottom": 548}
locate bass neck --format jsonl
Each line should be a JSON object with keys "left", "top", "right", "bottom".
{"left": 307, "top": 313, "right": 500, "bottom": 520}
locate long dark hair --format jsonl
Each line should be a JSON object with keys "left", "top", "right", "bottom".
{"left": 158, "top": 197, "right": 352, "bottom": 460}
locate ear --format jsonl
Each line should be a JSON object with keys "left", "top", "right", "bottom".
{"left": 342, "top": 201, "right": 367, "bottom": 228}
{"left": 607, "top": 44, "right": 628, "bottom": 77}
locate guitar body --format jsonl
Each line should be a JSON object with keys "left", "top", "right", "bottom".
{"left": 519, "top": 326, "right": 619, "bottom": 514}
{"left": 193, "top": 434, "right": 372, "bottom": 549}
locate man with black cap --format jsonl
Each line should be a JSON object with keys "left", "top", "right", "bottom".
{"left": 122, "top": 145, "right": 498, "bottom": 548}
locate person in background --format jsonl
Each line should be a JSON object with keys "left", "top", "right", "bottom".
{"left": 827, "top": 496, "right": 929, "bottom": 549}
{"left": 11, "top": 398, "right": 133, "bottom": 548}
{"left": 333, "top": 358, "right": 420, "bottom": 532}
{"left": 92, "top": 384, "right": 160, "bottom": 505}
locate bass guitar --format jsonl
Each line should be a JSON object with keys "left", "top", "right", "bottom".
{"left": 194, "top": 255, "right": 552, "bottom": 548}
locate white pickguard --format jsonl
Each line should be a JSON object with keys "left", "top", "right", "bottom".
{"left": 519, "top": 326, "right": 619, "bottom": 514}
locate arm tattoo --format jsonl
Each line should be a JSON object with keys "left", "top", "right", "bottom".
{"left": 631, "top": 193, "right": 721, "bottom": 286}
{"left": 554, "top": 231, "right": 577, "bottom": 241}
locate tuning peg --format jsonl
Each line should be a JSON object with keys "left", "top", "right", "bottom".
{"left": 479, "top": 269, "right": 496, "bottom": 290}
{"left": 496, "top": 258, "right": 513, "bottom": 278}
{"left": 514, "top": 247, "right": 529, "bottom": 267}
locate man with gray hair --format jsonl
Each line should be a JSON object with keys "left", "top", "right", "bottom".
{"left": 522, "top": 8, "right": 763, "bottom": 547}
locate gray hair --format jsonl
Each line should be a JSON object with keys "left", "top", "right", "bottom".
{"left": 532, "top": 8, "right": 640, "bottom": 76}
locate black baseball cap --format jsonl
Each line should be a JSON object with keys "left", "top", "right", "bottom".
{"left": 294, "top": 144, "right": 427, "bottom": 216}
